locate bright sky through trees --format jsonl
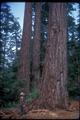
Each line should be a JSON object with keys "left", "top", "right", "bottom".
{"left": 72, "top": 3, "right": 79, "bottom": 24}
{"left": 8, "top": 3, "right": 79, "bottom": 29}
{"left": 8, "top": 2, "right": 25, "bottom": 29}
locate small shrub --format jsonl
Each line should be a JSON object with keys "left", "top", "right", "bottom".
{"left": 26, "top": 87, "right": 39, "bottom": 102}
{"left": 4, "top": 101, "right": 18, "bottom": 108}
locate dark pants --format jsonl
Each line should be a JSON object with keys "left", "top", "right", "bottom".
{"left": 20, "top": 103, "right": 25, "bottom": 115}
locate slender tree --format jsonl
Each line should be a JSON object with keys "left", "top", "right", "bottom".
{"left": 32, "top": 3, "right": 41, "bottom": 88}
{"left": 39, "top": 3, "right": 69, "bottom": 109}
{"left": 18, "top": 3, "right": 32, "bottom": 95}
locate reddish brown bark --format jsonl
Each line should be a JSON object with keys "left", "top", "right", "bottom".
{"left": 39, "top": 3, "right": 69, "bottom": 109}
{"left": 32, "top": 3, "right": 41, "bottom": 88}
{"left": 18, "top": 3, "right": 32, "bottom": 95}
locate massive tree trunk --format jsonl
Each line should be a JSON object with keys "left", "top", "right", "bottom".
{"left": 18, "top": 3, "right": 32, "bottom": 95}
{"left": 32, "top": 3, "right": 41, "bottom": 88}
{"left": 40, "top": 3, "right": 69, "bottom": 109}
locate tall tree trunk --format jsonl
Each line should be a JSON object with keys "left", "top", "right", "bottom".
{"left": 32, "top": 3, "right": 41, "bottom": 88}
{"left": 18, "top": 3, "right": 32, "bottom": 95}
{"left": 40, "top": 3, "right": 69, "bottom": 109}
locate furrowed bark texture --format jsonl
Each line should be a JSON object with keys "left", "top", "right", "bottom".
{"left": 18, "top": 3, "right": 32, "bottom": 95}
{"left": 32, "top": 3, "right": 41, "bottom": 88}
{"left": 40, "top": 3, "right": 69, "bottom": 109}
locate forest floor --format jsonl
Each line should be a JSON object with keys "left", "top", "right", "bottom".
{"left": 0, "top": 100, "right": 80, "bottom": 119}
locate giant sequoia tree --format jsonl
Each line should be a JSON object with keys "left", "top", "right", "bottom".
{"left": 18, "top": 3, "right": 32, "bottom": 95}
{"left": 39, "top": 3, "right": 69, "bottom": 109}
{"left": 18, "top": 3, "right": 69, "bottom": 109}
{"left": 32, "top": 3, "right": 41, "bottom": 88}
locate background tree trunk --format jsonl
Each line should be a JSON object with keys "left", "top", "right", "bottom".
{"left": 18, "top": 3, "right": 32, "bottom": 95}
{"left": 40, "top": 3, "right": 69, "bottom": 109}
{"left": 32, "top": 3, "right": 41, "bottom": 88}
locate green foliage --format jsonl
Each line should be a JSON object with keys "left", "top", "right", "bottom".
{"left": 0, "top": 3, "right": 22, "bottom": 107}
{"left": 1, "top": 3, "right": 22, "bottom": 67}
{"left": 2, "top": 66, "right": 18, "bottom": 106}
{"left": 26, "top": 87, "right": 39, "bottom": 102}
{"left": 67, "top": 3, "right": 80, "bottom": 98}
{"left": 68, "top": 81, "right": 80, "bottom": 98}
{"left": 2, "top": 101, "right": 18, "bottom": 108}
{"left": 67, "top": 40, "right": 80, "bottom": 98}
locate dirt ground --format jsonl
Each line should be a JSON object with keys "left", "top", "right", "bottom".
{"left": 25, "top": 109, "right": 79, "bottom": 119}
{"left": 0, "top": 100, "right": 80, "bottom": 119}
